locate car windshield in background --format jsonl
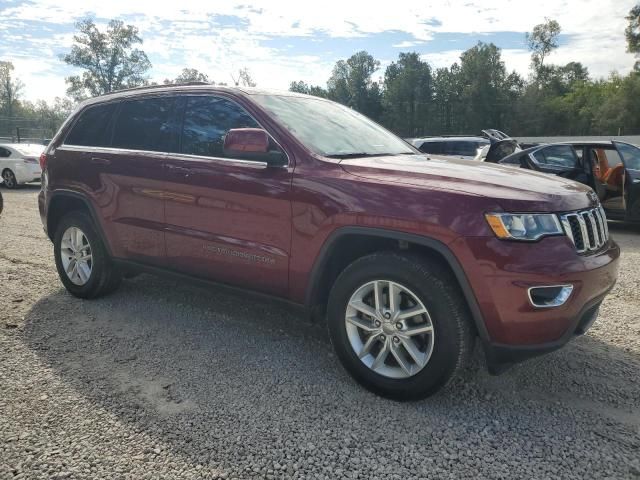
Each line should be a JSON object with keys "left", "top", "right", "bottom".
{"left": 252, "top": 94, "right": 415, "bottom": 158}
{"left": 14, "top": 144, "right": 44, "bottom": 156}
{"left": 615, "top": 142, "right": 640, "bottom": 170}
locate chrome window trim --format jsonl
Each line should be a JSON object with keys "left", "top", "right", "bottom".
{"left": 55, "top": 145, "right": 271, "bottom": 168}
{"left": 61, "top": 92, "right": 290, "bottom": 168}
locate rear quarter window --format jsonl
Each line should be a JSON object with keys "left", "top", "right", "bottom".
{"left": 64, "top": 103, "right": 117, "bottom": 147}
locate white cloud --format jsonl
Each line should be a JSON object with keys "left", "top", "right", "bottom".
{"left": 0, "top": 0, "right": 637, "bottom": 102}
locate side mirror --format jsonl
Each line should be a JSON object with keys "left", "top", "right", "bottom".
{"left": 223, "top": 128, "right": 286, "bottom": 166}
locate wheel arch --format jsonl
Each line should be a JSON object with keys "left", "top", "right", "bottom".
{"left": 47, "top": 190, "right": 113, "bottom": 256}
{"left": 305, "top": 226, "right": 489, "bottom": 342}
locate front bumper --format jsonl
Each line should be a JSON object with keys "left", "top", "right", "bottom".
{"left": 449, "top": 235, "right": 620, "bottom": 369}
{"left": 483, "top": 291, "right": 607, "bottom": 373}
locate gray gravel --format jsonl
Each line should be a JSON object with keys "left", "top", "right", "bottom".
{"left": 1, "top": 186, "right": 639, "bottom": 480}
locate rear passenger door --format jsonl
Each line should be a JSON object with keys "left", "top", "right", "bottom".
{"left": 106, "top": 96, "right": 178, "bottom": 265}
{"left": 58, "top": 96, "right": 177, "bottom": 266}
{"left": 163, "top": 94, "right": 292, "bottom": 296}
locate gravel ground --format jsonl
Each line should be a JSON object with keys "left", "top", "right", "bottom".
{"left": 1, "top": 186, "right": 639, "bottom": 480}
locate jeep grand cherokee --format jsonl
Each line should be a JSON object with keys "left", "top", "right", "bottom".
{"left": 38, "top": 85, "right": 620, "bottom": 400}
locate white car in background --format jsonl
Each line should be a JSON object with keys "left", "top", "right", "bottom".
{"left": 0, "top": 143, "right": 44, "bottom": 189}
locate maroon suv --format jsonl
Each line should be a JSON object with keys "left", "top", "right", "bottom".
{"left": 39, "top": 85, "right": 620, "bottom": 400}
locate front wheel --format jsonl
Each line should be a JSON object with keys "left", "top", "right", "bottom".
{"left": 327, "top": 252, "right": 472, "bottom": 400}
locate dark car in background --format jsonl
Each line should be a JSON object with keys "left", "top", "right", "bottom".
{"left": 498, "top": 141, "right": 640, "bottom": 222}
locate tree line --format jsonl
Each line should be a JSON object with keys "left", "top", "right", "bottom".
{"left": 290, "top": 10, "right": 640, "bottom": 138}
{"left": 1, "top": 6, "right": 639, "bottom": 141}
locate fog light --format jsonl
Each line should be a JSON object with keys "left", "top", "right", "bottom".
{"left": 527, "top": 285, "right": 573, "bottom": 308}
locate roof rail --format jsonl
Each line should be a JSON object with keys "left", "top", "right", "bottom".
{"left": 104, "top": 81, "right": 212, "bottom": 96}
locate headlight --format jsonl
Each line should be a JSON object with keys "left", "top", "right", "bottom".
{"left": 485, "top": 213, "right": 563, "bottom": 241}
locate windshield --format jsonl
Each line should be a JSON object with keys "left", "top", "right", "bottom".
{"left": 14, "top": 144, "right": 44, "bottom": 156}
{"left": 252, "top": 94, "right": 415, "bottom": 158}
{"left": 615, "top": 142, "right": 640, "bottom": 170}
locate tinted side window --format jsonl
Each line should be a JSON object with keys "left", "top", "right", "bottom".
{"left": 65, "top": 103, "right": 117, "bottom": 147}
{"left": 181, "top": 96, "right": 259, "bottom": 158}
{"left": 0, "top": 147, "right": 11, "bottom": 157}
{"left": 533, "top": 145, "right": 578, "bottom": 168}
{"left": 418, "top": 142, "right": 443, "bottom": 154}
{"left": 447, "top": 141, "right": 478, "bottom": 156}
{"left": 616, "top": 142, "right": 640, "bottom": 170}
{"left": 112, "top": 97, "right": 175, "bottom": 152}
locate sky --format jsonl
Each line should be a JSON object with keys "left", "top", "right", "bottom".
{"left": 0, "top": 0, "right": 637, "bottom": 103}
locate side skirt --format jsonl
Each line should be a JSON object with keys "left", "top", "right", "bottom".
{"left": 112, "top": 259, "right": 309, "bottom": 319}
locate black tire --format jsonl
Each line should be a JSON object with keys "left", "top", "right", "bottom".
{"left": 2, "top": 169, "right": 18, "bottom": 189}
{"left": 327, "top": 251, "right": 473, "bottom": 401}
{"left": 53, "top": 211, "right": 121, "bottom": 299}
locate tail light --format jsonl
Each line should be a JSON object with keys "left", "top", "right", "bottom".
{"left": 39, "top": 153, "right": 48, "bottom": 170}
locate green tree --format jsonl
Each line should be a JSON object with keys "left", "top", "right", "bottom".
{"left": 527, "top": 18, "right": 561, "bottom": 75}
{"left": 288, "top": 80, "right": 328, "bottom": 97}
{"left": 382, "top": 52, "right": 433, "bottom": 136}
{"left": 626, "top": 4, "right": 640, "bottom": 70}
{"left": 457, "top": 42, "right": 523, "bottom": 132}
{"left": 327, "top": 51, "right": 382, "bottom": 120}
{"left": 432, "top": 64, "right": 463, "bottom": 133}
{"left": 165, "top": 68, "right": 210, "bottom": 84}
{"left": 0, "top": 61, "right": 24, "bottom": 120}
{"left": 61, "top": 19, "right": 152, "bottom": 100}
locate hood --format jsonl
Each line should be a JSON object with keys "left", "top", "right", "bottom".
{"left": 340, "top": 154, "right": 597, "bottom": 212}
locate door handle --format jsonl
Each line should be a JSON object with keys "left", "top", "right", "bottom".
{"left": 91, "top": 157, "right": 111, "bottom": 166}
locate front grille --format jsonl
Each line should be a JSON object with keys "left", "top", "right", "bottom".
{"left": 560, "top": 206, "right": 609, "bottom": 254}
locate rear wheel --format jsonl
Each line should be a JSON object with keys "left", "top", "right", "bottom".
{"left": 53, "top": 212, "right": 121, "bottom": 298}
{"left": 327, "top": 252, "right": 472, "bottom": 400}
{"left": 2, "top": 169, "right": 18, "bottom": 189}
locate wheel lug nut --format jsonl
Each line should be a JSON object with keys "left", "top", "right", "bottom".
{"left": 393, "top": 336, "right": 400, "bottom": 344}
{"left": 384, "top": 312, "right": 391, "bottom": 319}
{"left": 374, "top": 320, "right": 381, "bottom": 327}
{"left": 379, "top": 334, "right": 386, "bottom": 341}
{"left": 395, "top": 322, "right": 403, "bottom": 330}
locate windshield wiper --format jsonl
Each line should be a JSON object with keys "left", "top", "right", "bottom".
{"left": 324, "top": 152, "right": 410, "bottom": 159}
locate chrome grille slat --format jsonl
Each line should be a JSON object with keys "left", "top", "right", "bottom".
{"left": 560, "top": 206, "right": 608, "bottom": 254}
{"left": 576, "top": 214, "right": 591, "bottom": 250}
{"left": 588, "top": 211, "right": 601, "bottom": 246}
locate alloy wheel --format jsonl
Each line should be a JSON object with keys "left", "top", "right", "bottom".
{"left": 60, "top": 226, "right": 93, "bottom": 286}
{"left": 345, "top": 280, "right": 435, "bottom": 379}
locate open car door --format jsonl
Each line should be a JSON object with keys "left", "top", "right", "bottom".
{"left": 613, "top": 141, "right": 640, "bottom": 222}
{"left": 476, "top": 130, "right": 521, "bottom": 163}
